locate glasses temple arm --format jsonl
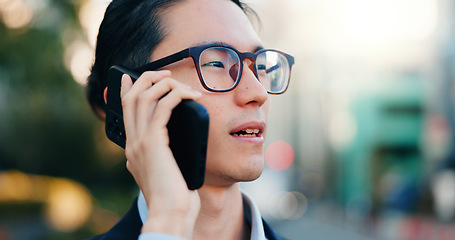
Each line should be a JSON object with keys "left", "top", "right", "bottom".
{"left": 265, "top": 54, "right": 295, "bottom": 74}
{"left": 266, "top": 64, "right": 279, "bottom": 74}
{"left": 134, "top": 48, "right": 191, "bottom": 73}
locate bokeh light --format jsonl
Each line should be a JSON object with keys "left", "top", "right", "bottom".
{"left": 62, "top": 0, "right": 109, "bottom": 85}
{"left": 269, "top": 191, "right": 308, "bottom": 220}
{"left": 78, "top": 0, "right": 109, "bottom": 48}
{"left": 63, "top": 40, "right": 93, "bottom": 85}
{"left": 46, "top": 179, "right": 93, "bottom": 232}
{"left": 432, "top": 171, "right": 455, "bottom": 222}
{"left": 265, "top": 141, "right": 295, "bottom": 171}
{"left": 0, "top": 0, "right": 33, "bottom": 30}
{"left": 0, "top": 171, "right": 93, "bottom": 232}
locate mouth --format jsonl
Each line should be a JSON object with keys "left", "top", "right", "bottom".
{"left": 229, "top": 122, "right": 265, "bottom": 139}
{"left": 231, "top": 128, "right": 260, "bottom": 137}
{"left": 231, "top": 128, "right": 259, "bottom": 137}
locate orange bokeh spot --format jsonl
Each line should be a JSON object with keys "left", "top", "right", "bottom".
{"left": 265, "top": 141, "right": 295, "bottom": 171}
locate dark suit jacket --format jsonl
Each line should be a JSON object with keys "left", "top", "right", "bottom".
{"left": 88, "top": 198, "right": 288, "bottom": 240}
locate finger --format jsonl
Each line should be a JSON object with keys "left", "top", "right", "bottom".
{"left": 127, "top": 70, "right": 171, "bottom": 97}
{"left": 148, "top": 86, "right": 202, "bottom": 132}
{"left": 136, "top": 78, "right": 194, "bottom": 134}
{"left": 120, "top": 74, "right": 137, "bottom": 139}
{"left": 120, "top": 74, "right": 133, "bottom": 97}
{"left": 121, "top": 70, "right": 171, "bottom": 140}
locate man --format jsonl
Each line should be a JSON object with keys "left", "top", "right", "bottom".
{"left": 86, "top": 0, "right": 294, "bottom": 239}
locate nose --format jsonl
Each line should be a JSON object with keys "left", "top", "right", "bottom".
{"left": 233, "top": 59, "right": 269, "bottom": 107}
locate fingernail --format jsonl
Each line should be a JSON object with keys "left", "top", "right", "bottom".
{"left": 121, "top": 74, "right": 129, "bottom": 86}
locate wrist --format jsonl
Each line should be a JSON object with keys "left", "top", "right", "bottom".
{"left": 142, "top": 212, "right": 193, "bottom": 238}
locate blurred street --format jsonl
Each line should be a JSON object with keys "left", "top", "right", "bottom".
{"left": 1, "top": 0, "right": 455, "bottom": 239}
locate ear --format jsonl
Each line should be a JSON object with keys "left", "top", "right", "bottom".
{"left": 103, "top": 87, "right": 108, "bottom": 104}
{"left": 92, "top": 87, "right": 108, "bottom": 121}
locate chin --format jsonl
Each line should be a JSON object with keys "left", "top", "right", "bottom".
{"left": 232, "top": 158, "right": 265, "bottom": 183}
{"left": 240, "top": 169, "right": 263, "bottom": 182}
{"left": 205, "top": 158, "right": 264, "bottom": 186}
{"left": 243, "top": 160, "right": 264, "bottom": 181}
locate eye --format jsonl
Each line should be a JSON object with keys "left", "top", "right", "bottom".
{"left": 202, "top": 61, "right": 225, "bottom": 68}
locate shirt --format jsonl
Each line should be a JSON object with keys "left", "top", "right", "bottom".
{"left": 137, "top": 191, "right": 268, "bottom": 240}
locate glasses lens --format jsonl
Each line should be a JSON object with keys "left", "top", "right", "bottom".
{"left": 256, "top": 51, "right": 290, "bottom": 94}
{"left": 199, "top": 47, "right": 240, "bottom": 91}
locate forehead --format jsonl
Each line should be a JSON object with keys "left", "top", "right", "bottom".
{"left": 154, "top": 0, "right": 262, "bottom": 58}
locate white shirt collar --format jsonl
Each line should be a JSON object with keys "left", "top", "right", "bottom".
{"left": 137, "top": 191, "right": 267, "bottom": 240}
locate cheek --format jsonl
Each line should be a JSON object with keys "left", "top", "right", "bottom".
{"left": 202, "top": 98, "right": 228, "bottom": 170}
{"left": 197, "top": 95, "right": 229, "bottom": 147}
{"left": 263, "top": 100, "right": 271, "bottom": 117}
{"left": 165, "top": 60, "right": 203, "bottom": 91}
{"left": 200, "top": 96, "right": 225, "bottom": 132}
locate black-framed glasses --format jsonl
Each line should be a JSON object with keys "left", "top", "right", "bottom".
{"left": 134, "top": 44, "right": 295, "bottom": 94}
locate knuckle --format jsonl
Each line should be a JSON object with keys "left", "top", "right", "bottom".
{"left": 170, "top": 88, "right": 188, "bottom": 101}
{"left": 138, "top": 92, "right": 149, "bottom": 102}
{"left": 172, "top": 87, "right": 184, "bottom": 95}
{"left": 154, "top": 98, "right": 172, "bottom": 112}
{"left": 162, "top": 77, "right": 180, "bottom": 87}
{"left": 138, "top": 137, "right": 150, "bottom": 152}
{"left": 124, "top": 145, "right": 135, "bottom": 160}
{"left": 160, "top": 77, "right": 172, "bottom": 83}
{"left": 121, "top": 93, "right": 132, "bottom": 105}
{"left": 141, "top": 71, "right": 156, "bottom": 79}
{"left": 125, "top": 161, "right": 132, "bottom": 172}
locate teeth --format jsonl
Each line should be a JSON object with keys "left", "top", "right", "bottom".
{"left": 245, "top": 129, "right": 259, "bottom": 134}
{"left": 232, "top": 129, "right": 260, "bottom": 137}
{"left": 233, "top": 133, "right": 257, "bottom": 137}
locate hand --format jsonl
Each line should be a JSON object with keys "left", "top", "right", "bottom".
{"left": 120, "top": 70, "right": 201, "bottom": 238}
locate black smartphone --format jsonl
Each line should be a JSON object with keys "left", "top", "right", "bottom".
{"left": 105, "top": 65, "right": 209, "bottom": 190}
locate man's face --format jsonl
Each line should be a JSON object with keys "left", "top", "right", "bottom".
{"left": 152, "top": 0, "right": 270, "bottom": 186}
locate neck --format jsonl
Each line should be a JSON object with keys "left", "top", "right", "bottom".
{"left": 193, "top": 183, "right": 250, "bottom": 240}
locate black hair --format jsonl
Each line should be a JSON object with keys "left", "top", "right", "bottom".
{"left": 86, "top": 0, "right": 258, "bottom": 119}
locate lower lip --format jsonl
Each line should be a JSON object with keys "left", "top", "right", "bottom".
{"left": 230, "top": 134, "right": 264, "bottom": 144}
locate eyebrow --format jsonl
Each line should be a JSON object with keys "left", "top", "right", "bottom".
{"left": 193, "top": 40, "right": 264, "bottom": 53}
